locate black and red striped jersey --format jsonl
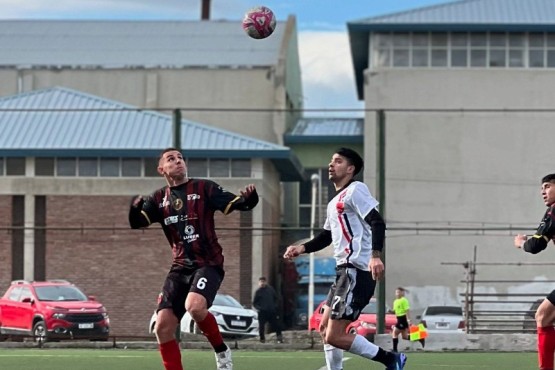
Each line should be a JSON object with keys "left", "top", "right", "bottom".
{"left": 129, "top": 179, "right": 258, "bottom": 271}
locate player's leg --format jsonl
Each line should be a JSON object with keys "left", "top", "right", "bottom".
{"left": 156, "top": 272, "right": 189, "bottom": 370}
{"left": 320, "top": 303, "right": 344, "bottom": 370}
{"left": 186, "top": 266, "right": 232, "bottom": 370}
{"left": 326, "top": 266, "right": 406, "bottom": 370}
{"left": 536, "top": 291, "right": 555, "bottom": 370}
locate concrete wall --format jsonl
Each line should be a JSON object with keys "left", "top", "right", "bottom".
{"left": 363, "top": 68, "right": 555, "bottom": 313}
{"left": 1, "top": 68, "right": 284, "bottom": 144}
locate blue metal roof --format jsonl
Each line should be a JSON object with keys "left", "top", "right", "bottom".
{"left": 284, "top": 117, "right": 363, "bottom": 144}
{"left": 0, "top": 20, "right": 286, "bottom": 68}
{"left": 348, "top": 0, "right": 555, "bottom": 98}
{"left": 0, "top": 86, "right": 305, "bottom": 181}
{"left": 350, "top": 0, "right": 555, "bottom": 28}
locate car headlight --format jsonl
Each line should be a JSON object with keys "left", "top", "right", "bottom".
{"left": 52, "top": 313, "right": 66, "bottom": 319}
{"left": 210, "top": 310, "right": 222, "bottom": 318}
{"left": 360, "top": 321, "right": 376, "bottom": 329}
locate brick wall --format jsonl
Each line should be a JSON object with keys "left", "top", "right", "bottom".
{"left": 0, "top": 196, "right": 12, "bottom": 289}
{"left": 45, "top": 195, "right": 245, "bottom": 336}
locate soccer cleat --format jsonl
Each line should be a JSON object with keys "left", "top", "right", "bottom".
{"left": 215, "top": 348, "right": 233, "bottom": 370}
{"left": 385, "top": 352, "right": 407, "bottom": 370}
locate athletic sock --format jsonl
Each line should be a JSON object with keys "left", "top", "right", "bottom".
{"left": 196, "top": 312, "right": 227, "bottom": 353}
{"left": 348, "top": 334, "right": 395, "bottom": 365}
{"left": 324, "top": 343, "right": 344, "bottom": 370}
{"left": 159, "top": 339, "right": 183, "bottom": 370}
{"left": 392, "top": 337, "right": 399, "bottom": 352}
{"left": 538, "top": 326, "right": 555, "bottom": 370}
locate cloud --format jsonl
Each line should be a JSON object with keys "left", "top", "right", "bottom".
{"left": 298, "top": 31, "right": 363, "bottom": 117}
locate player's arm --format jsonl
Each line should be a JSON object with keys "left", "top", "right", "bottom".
{"left": 364, "top": 208, "right": 385, "bottom": 253}
{"left": 212, "top": 183, "right": 258, "bottom": 214}
{"left": 283, "top": 229, "right": 331, "bottom": 259}
{"left": 303, "top": 230, "right": 332, "bottom": 253}
{"left": 521, "top": 234, "right": 550, "bottom": 254}
{"left": 518, "top": 207, "right": 555, "bottom": 254}
{"left": 128, "top": 195, "right": 157, "bottom": 229}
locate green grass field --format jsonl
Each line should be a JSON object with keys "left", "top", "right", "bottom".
{"left": 0, "top": 349, "right": 538, "bottom": 370}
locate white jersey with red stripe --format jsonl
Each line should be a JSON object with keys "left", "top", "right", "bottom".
{"left": 323, "top": 181, "right": 379, "bottom": 271}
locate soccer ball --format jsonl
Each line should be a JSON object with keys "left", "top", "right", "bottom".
{"left": 242, "top": 6, "right": 276, "bottom": 39}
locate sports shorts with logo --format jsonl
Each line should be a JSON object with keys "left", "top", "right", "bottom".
{"left": 326, "top": 265, "right": 376, "bottom": 321}
{"left": 157, "top": 266, "right": 224, "bottom": 320}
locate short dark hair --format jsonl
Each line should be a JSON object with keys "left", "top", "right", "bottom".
{"left": 336, "top": 147, "right": 364, "bottom": 176}
{"left": 542, "top": 174, "right": 555, "bottom": 184}
{"left": 159, "top": 147, "right": 181, "bottom": 162}
{"left": 258, "top": 277, "right": 267, "bottom": 281}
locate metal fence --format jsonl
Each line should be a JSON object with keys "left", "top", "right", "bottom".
{"left": 447, "top": 246, "right": 553, "bottom": 334}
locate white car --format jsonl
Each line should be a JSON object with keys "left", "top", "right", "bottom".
{"left": 149, "top": 293, "right": 259, "bottom": 338}
{"left": 419, "top": 305, "right": 465, "bottom": 333}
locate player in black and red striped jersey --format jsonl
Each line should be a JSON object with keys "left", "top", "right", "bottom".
{"left": 514, "top": 173, "right": 555, "bottom": 370}
{"left": 129, "top": 148, "right": 258, "bottom": 370}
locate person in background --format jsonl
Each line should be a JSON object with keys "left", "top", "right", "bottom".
{"left": 252, "top": 276, "right": 283, "bottom": 343}
{"left": 391, "top": 287, "right": 424, "bottom": 352}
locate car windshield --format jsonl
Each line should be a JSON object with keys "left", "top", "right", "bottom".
{"left": 424, "top": 306, "right": 462, "bottom": 316}
{"left": 361, "top": 301, "right": 378, "bottom": 314}
{"left": 35, "top": 286, "right": 88, "bottom": 301}
{"left": 213, "top": 294, "right": 242, "bottom": 308}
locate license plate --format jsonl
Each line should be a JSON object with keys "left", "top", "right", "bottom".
{"left": 231, "top": 320, "right": 246, "bottom": 327}
{"left": 436, "top": 322, "right": 449, "bottom": 328}
{"left": 78, "top": 323, "right": 94, "bottom": 329}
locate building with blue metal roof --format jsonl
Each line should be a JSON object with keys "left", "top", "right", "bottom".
{"left": 347, "top": 0, "right": 555, "bottom": 313}
{"left": 0, "top": 85, "right": 305, "bottom": 336}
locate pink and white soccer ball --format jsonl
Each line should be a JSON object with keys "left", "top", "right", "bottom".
{"left": 242, "top": 6, "right": 276, "bottom": 39}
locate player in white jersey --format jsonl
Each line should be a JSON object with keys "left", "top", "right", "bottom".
{"left": 284, "top": 148, "right": 406, "bottom": 370}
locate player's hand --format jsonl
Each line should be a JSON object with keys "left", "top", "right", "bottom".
{"left": 240, "top": 184, "right": 256, "bottom": 198}
{"left": 283, "top": 245, "right": 305, "bottom": 259}
{"left": 369, "top": 257, "right": 385, "bottom": 281}
{"left": 514, "top": 234, "right": 527, "bottom": 249}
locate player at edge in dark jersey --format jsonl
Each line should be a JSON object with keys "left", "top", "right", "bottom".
{"left": 129, "top": 148, "right": 258, "bottom": 370}
{"left": 515, "top": 174, "right": 555, "bottom": 370}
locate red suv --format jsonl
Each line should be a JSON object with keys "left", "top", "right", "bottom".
{"left": 0, "top": 280, "right": 110, "bottom": 342}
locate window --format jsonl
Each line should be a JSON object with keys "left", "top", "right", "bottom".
{"left": 231, "top": 159, "right": 251, "bottom": 177}
{"left": 0, "top": 157, "right": 4, "bottom": 175}
{"left": 6, "top": 158, "right": 25, "bottom": 176}
{"left": 121, "top": 158, "right": 141, "bottom": 177}
{"left": 370, "top": 31, "right": 555, "bottom": 70}
{"left": 144, "top": 158, "right": 159, "bottom": 177}
{"left": 210, "top": 159, "right": 229, "bottom": 177}
{"left": 35, "top": 158, "right": 54, "bottom": 176}
{"left": 57, "top": 158, "right": 76, "bottom": 176}
{"left": 100, "top": 158, "right": 119, "bottom": 177}
{"left": 78, "top": 158, "right": 98, "bottom": 177}
{"left": 188, "top": 158, "right": 208, "bottom": 178}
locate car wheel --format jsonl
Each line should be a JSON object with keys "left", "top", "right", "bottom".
{"left": 33, "top": 321, "right": 48, "bottom": 343}
{"left": 348, "top": 327, "right": 357, "bottom": 335}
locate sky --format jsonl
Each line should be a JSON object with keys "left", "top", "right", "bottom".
{"left": 0, "top": 0, "right": 449, "bottom": 117}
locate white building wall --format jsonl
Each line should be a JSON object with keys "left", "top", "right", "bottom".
{"left": 364, "top": 68, "right": 555, "bottom": 312}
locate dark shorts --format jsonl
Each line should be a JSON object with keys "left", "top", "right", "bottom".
{"left": 395, "top": 315, "right": 409, "bottom": 330}
{"left": 157, "top": 266, "right": 224, "bottom": 320}
{"left": 325, "top": 265, "right": 376, "bottom": 321}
